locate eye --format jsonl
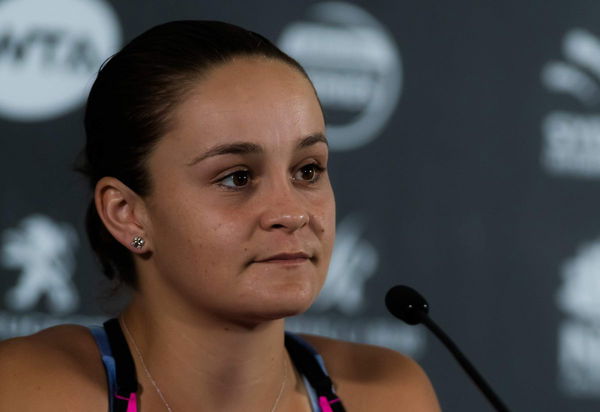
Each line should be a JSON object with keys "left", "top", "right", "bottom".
{"left": 219, "top": 170, "right": 251, "bottom": 189}
{"left": 293, "top": 163, "right": 324, "bottom": 184}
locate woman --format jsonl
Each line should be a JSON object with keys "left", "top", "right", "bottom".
{"left": 0, "top": 21, "right": 440, "bottom": 411}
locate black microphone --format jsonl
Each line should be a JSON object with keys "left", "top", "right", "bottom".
{"left": 385, "top": 285, "right": 511, "bottom": 412}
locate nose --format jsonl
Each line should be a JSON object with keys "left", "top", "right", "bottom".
{"left": 259, "top": 183, "right": 309, "bottom": 233}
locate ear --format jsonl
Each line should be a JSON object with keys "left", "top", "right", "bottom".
{"left": 94, "top": 177, "right": 150, "bottom": 254}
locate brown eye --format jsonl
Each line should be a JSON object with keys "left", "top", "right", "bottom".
{"left": 232, "top": 171, "right": 249, "bottom": 186}
{"left": 294, "top": 164, "right": 323, "bottom": 183}
{"left": 220, "top": 170, "right": 250, "bottom": 189}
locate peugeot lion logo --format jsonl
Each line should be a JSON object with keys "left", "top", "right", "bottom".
{"left": 1, "top": 215, "right": 79, "bottom": 315}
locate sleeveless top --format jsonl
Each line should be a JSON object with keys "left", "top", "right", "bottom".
{"left": 89, "top": 318, "right": 346, "bottom": 412}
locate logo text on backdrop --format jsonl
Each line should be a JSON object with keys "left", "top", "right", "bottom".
{"left": 0, "top": 0, "right": 120, "bottom": 121}
{"left": 278, "top": 1, "right": 402, "bottom": 151}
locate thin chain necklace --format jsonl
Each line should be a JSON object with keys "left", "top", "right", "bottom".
{"left": 120, "top": 316, "right": 288, "bottom": 412}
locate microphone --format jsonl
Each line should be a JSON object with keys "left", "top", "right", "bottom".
{"left": 385, "top": 285, "right": 511, "bottom": 412}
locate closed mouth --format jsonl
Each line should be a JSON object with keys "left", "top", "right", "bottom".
{"left": 255, "top": 252, "right": 311, "bottom": 263}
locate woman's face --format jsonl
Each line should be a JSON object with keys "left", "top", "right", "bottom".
{"left": 140, "top": 57, "right": 335, "bottom": 324}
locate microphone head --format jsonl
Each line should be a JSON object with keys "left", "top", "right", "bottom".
{"left": 385, "top": 285, "right": 430, "bottom": 325}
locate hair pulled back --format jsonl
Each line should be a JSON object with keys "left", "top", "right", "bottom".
{"left": 79, "top": 20, "right": 310, "bottom": 288}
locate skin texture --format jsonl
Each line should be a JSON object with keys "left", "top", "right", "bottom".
{"left": 0, "top": 57, "right": 440, "bottom": 411}
{"left": 133, "top": 56, "right": 336, "bottom": 326}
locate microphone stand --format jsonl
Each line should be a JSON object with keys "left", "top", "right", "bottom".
{"left": 417, "top": 312, "right": 511, "bottom": 412}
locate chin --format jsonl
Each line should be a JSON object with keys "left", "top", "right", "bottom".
{"left": 243, "top": 286, "right": 317, "bottom": 323}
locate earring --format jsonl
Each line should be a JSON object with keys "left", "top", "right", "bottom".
{"left": 130, "top": 236, "right": 145, "bottom": 249}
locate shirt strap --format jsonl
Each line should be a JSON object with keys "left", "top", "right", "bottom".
{"left": 285, "top": 332, "right": 346, "bottom": 412}
{"left": 102, "top": 318, "right": 139, "bottom": 412}
{"left": 89, "top": 325, "right": 117, "bottom": 412}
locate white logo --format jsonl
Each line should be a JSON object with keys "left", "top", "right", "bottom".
{"left": 541, "top": 28, "right": 600, "bottom": 178}
{"left": 278, "top": 1, "right": 402, "bottom": 151}
{"left": 311, "top": 214, "right": 378, "bottom": 314}
{"left": 1, "top": 214, "right": 79, "bottom": 314}
{"left": 0, "top": 0, "right": 121, "bottom": 122}
{"left": 556, "top": 238, "right": 600, "bottom": 397}
{"left": 288, "top": 213, "right": 424, "bottom": 355}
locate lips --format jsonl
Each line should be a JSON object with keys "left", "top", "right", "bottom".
{"left": 255, "top": 252, "right": 311, "bottom": 263}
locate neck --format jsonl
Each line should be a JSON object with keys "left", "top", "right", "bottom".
{"left": 119, "top": 294, "right": 299, "bottom": 412}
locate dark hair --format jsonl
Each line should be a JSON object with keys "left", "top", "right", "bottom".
{"left": 78, "top": 20, "right": 312, "bottom": 288}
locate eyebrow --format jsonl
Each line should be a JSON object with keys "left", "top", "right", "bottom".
{"left": 298, "top": 132, "right": 328, "bottom": 149}
{"left": 187, "top": 133, "right": 328, "bottom": 166}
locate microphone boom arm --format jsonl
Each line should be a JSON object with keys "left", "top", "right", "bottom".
{"left": 417, "top": 312, "right": 510, "bottom": 412}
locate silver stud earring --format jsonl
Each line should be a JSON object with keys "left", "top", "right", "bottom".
{"left": 130, "top": 236, "right": 145, "bottom": 249}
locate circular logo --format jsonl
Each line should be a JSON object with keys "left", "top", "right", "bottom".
{"left": 278, "top": 2, "right": 402, "bottom": 151}
{"left": 0, "top": 0, "right": 121, "bottom": 122}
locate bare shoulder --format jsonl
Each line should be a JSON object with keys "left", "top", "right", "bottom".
{"left": 300, "top": 334, "right": 441, "bottom": 411}
{"left": 0, "top": 324, "right": 107, "bottom": 411}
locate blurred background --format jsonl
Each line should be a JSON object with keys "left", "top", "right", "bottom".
{"left": 1, "top": 0, "right": 599, "bottom": 410}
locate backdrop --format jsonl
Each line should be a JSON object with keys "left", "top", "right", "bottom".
{"left": 1, "top": 0, "right": 599, "bottom": 410}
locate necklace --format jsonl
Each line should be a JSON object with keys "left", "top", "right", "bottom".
{"left": 120, "top": 316, "right": 288, "bottom": 412}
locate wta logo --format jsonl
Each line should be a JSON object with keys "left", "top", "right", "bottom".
{"left": 0, "top": 0, "right": 121, "bottom": 122}
{"left": 541, "top": 28, "right": 600, "bottom": 178}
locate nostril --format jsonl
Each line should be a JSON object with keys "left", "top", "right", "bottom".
{"left": 262, "top": 213, "right": 309, "bottom": 232}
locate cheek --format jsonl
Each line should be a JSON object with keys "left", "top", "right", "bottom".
{"left": 321, "top": 185, "right": 336, "bottom": 231}
{"left": 147, "top": 194, "right": 250, "bottom": 272}
{"left": 146, "top": 207, "right": 254, "bottom": 308}
{"left": 315, "top": 188, "right": 336, "bottom": 260}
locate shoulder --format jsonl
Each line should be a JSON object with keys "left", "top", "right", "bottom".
{"left": 299, "top": 334, "right": 441, "bottom": 412}
{"left": 0, "top": 324, "right": 107, "bottom": 411}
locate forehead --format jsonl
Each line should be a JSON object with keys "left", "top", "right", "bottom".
{"left": 197, "top": 56, "right": 315, "bottom": 102}
{"left": 165, "top": 57, "right": 324, "bottom": 150}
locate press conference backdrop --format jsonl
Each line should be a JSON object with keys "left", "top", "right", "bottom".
{"left": 1, "top": 0, "right": 598, "bottom": 410}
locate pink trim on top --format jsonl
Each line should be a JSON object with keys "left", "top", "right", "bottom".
{"left": 115, "top": 392, "right": 137, "bottom": 412}
{"left": 319, "top": 395, "right": 340, "bottom": 412}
